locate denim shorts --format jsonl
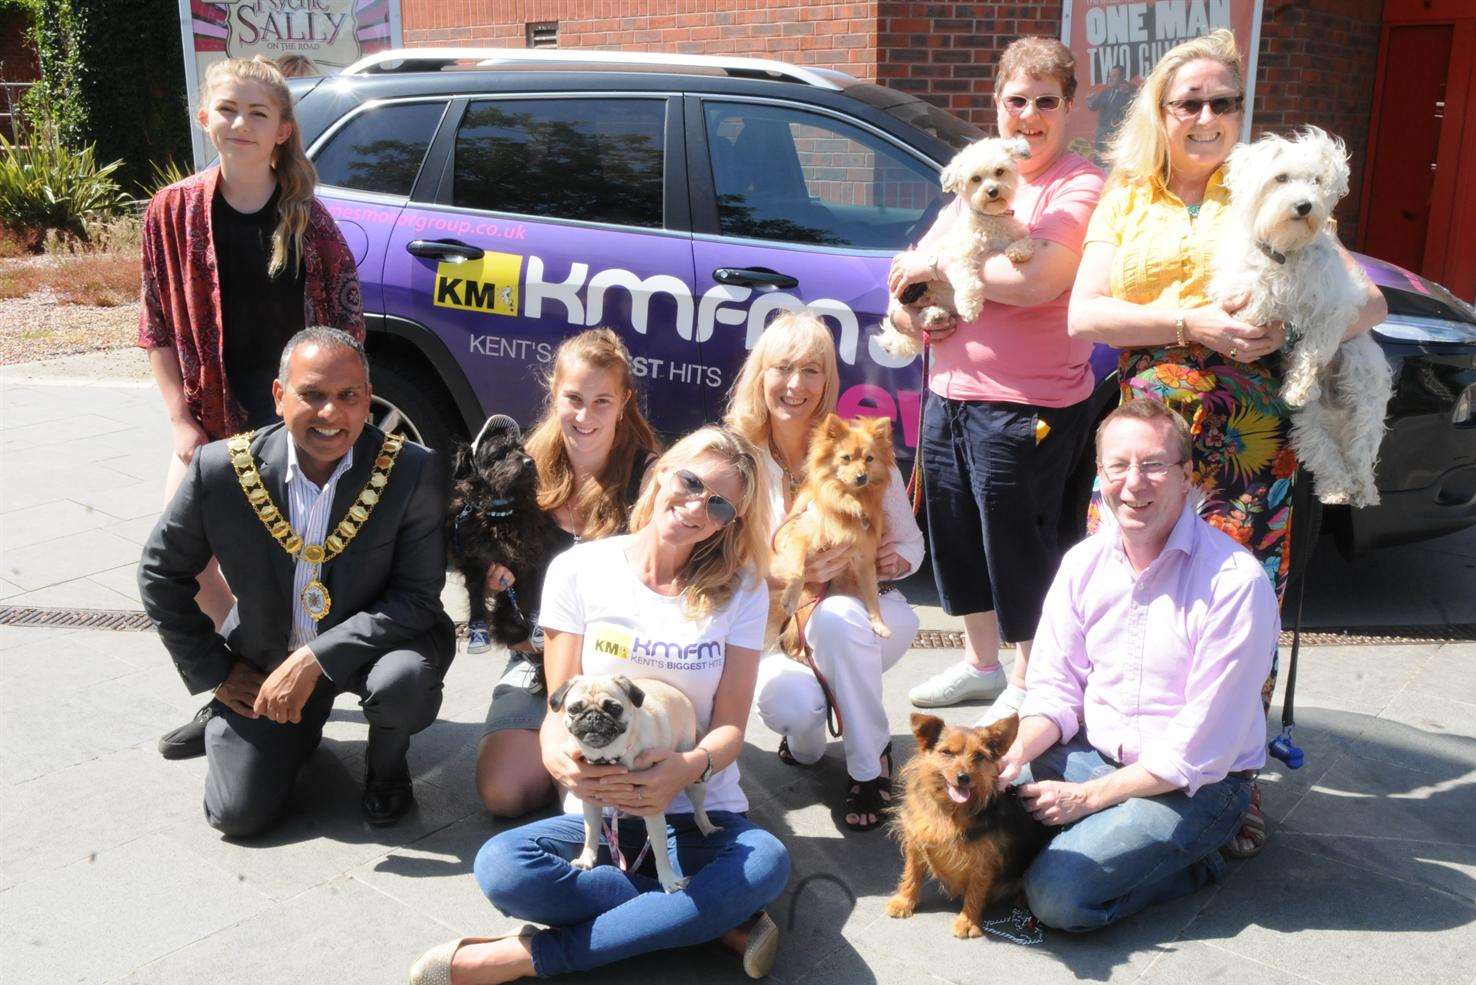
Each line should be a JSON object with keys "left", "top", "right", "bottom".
{"left": 482, "top": 652, "right": 547, "bottom": 735}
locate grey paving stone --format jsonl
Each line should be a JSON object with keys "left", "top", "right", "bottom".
{"left": 1277, "top": 751, "right": 1476, "bottom": 903}
{"left": 0, "top": 743, "right": 204, "bottom": 892}
{"left": 0, "top": 497, "right": 118, "bottom": 549}
{"left": 0, "top": 459, "right": 106, "bottom": 513}
{"left": 1356, "top": 690, "right": 1476, "bottom": 773}
{"left": 0, "top": 575, "right": 23, "bottom": 599}
{"left": 1, "top": 527, "right": 145, "bottom": 591}
{"left": 103, "top": 512, "right": 163, "bottom": 547}
{"left": 87, "top": 559, "right": 145, "bottom": 602}
{"left": 1184, "top": 839, "right": 1476, "bottom": 985}
{"left": 0, "top": 832, "right": 273, "bottom": 985}
{"left": 353, "top": 812, "right": 516, "bottom": 935}
{"left": 151, "top": 731, "right": 480, "bottom": 901}
{"left": 0, "top": 411, "right": 134, "bottom": 452}
{"left": 68, "top": 479, "right": 167, "bottom": 520}
{"left": 6, "top": 575, "right": 139, "bottom": 610}
{"left": 1136, "top": 940, "right": 1321, "bottom": 985}
{"left": 0, "top": 624, "right": 84, "bottom": 651}
{"left": 110, "top": 874, "right": 450, "bottom": 985}
{"left": 1404, "top": 642, "right": 1476, "bottom": 708}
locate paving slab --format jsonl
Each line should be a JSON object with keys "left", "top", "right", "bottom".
{"left": 1184, "top": 838, "right": 1476, "bottom": 985}
{"left": 0, "top": 833, "right": 274, "bottom": 985}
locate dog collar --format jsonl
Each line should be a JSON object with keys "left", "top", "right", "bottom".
{"left": 1256, "top": 241, "right": 1287, "bottom": 265}
{"left": 485, "top": 498, "right": 516, "bottom": 518}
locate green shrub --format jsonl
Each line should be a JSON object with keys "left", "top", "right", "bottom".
{"left": 0, "top": 127, "right": 131, "bottom": 237}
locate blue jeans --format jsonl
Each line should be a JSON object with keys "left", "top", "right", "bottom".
{"left": 1017, "top": 738, "right": 1252, "bottom": 932}
{"left": 474, "top": 811, "right": 791, "bottom": 976}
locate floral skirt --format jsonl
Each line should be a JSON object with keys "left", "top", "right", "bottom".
{"left": 1087, "top": 343, "right": 1296, "bottom": 711}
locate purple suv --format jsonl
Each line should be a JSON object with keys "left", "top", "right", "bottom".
{"left": 290, "top": 49, "right": 1476, "bottom": 557}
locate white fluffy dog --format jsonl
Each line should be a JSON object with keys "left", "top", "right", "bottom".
{"left": 1211, "top": 127, "right": 1392, "bottom": 507}
{"left": 877, "top": 137, "right": 1035, "bottom": 358}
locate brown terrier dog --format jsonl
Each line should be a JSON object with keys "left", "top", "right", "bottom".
{"left": 886, "top": 713, "right": 1050, "bottom": 938}
{"left": 768, "top": 413, "right": 894, "bottom": 655}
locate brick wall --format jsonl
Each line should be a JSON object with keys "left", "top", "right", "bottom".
{"left": 400, "top": 1, "right": 880, "bottom": 78}
{"left": 1249, "top": 0, "right": 1382, "bottom": 242}
{"left": 401, "top": 0, "right": 1384, "bottom": 237}
{"left": 874, "top": 2, "right": 1062, "bottom": 129}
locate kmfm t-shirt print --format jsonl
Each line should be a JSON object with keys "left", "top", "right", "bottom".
{"left": 540, "top": 534, "right": 769, "bottom": 816}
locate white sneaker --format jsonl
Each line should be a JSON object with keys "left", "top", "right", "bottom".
{"left": 909, "top": 661, "right": 1007, "bottom": 708}
{"left": 973, "top": 684, "right": 1026, "bottom": 726}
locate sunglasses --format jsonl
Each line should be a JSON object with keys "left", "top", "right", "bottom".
{"left": 673, "top": 469, "right": 737, "bottom": 527}
{"left": 1162, "top": 94, "right": 1244, "bottom": 119}
{"left": 1001, "top": 94, "right": 1063, "bottom": 113}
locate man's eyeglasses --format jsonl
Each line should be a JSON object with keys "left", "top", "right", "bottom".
{"left": 1162, "top": 94, "right": 1244, "bottom": 119}
{"left": 1097, "top": 459, "right": 1185, "bottom": 481}
{"left": 1001, "top": 94, "right": 1064, "bottom": 113}
{"left": 673, "top": 469, "right": 737, "bottom": 526}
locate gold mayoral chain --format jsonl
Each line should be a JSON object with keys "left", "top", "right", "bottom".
{"left": 227, "top": 430, "right": 405, "bottom": 622}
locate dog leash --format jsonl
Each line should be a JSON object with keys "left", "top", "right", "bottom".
{"left": 771, "top": 512, "right": 846, "bottom": 738}
{"left": 602, "top": 811, "right": 652, "bottom": 874}
{"left": 1268, "top": 470, "right": 1309, "bottom": 770}
{"left": 982, "top": 905, "right": 1045, "bottom": 945}
{"left": 905, "top": 336, "right": 933, "bottom": 519}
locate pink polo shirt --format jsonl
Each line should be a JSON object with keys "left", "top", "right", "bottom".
{"left": 1019, "top": 499, "right": 1280, "bottom": 796}
{"left": 917, "top": 152, "right": 1103, "bottom": 407}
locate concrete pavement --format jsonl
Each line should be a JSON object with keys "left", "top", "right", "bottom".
{"left": 2, "top": 357, "right": 1474, "bottom": 985}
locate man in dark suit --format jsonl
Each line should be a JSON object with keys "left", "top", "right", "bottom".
{"left": 140, "top": 326, "right": 455, "bottom": 835}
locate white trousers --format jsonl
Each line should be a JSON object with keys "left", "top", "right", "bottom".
{"left": 755, "top": 590, "right": 919, "bottom": 782}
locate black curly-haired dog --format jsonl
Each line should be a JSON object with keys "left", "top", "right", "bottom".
{"left": 447, "top": 415, "right": 564, "bottom": 651}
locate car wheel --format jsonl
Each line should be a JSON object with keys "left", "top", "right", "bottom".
{"left": 369, "top": 360, "right": 461, "bottom": 458}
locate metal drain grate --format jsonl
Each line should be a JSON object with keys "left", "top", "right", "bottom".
{"left": 1, "top": 606, "right": 1471, "bottom": 647}
{"left": 0, "top": 605, "right": 155, "bottom": 631}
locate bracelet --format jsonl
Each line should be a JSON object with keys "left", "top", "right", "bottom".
{"left": 696, "top": 747, "right": 714, "bottom": 784}
{"left": 1174, "top": 313, "right": 1187, "bottom": 348}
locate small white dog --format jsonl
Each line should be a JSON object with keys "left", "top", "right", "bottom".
{"left": 549, "top": 674, "right": 717, "bottom": 893}
{"left": 877, "top": 136, "right": 1035, "bottom": 358}
{"left": 1211, "top": 127, "right": 1392, "bottom": 507}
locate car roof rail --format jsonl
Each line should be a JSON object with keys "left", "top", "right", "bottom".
{"left": 338, "top": 47, "right": 847, "bottom": 90}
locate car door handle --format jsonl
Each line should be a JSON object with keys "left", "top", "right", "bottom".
{"left": 406, "top": 239, "right": 484, "bottom": 262}
{"left": 713, "top": 267, "right": 798, "bottom": 290}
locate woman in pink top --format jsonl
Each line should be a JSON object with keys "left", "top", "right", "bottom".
{"left": 888, "top": 37, "right": 1104, "bottom": 722}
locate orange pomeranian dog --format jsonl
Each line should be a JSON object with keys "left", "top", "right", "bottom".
{"left": 886, "top": 713, "right": 1051, "bottom": 939}
{"left": 769, "top": 414, "right": 894, "bottom": 654}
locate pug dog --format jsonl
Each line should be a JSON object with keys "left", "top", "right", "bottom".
{"left": 549, "top": 674, "right": 720, "bottom": 892}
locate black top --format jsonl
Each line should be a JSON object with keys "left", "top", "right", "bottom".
{"left": 213, "top": 185, "right": 306, "bottom": 428}
{"left": 544, "top": 450, "right": 657, "bottom": 556}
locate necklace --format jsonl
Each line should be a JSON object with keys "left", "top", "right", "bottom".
{"left": 228, "top": 430, "right": 405, "bottom": 621}
{"left": 1185, "top": 202, "right": 1202, "bottom": 221}
{"left": 769, "top": 439, "right": 803, "bottom": 494}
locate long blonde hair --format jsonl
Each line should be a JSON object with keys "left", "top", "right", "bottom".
{"left": 627, "top": 426, "right": 771, "bottom": 619}
{"left": 724, "top": 311, "right": 841, "bottom": 449}
{"left": 525, "top": 328, "right": 660, "bottom": 539}
{"left": 1105, "top": 28, "right": 1243, "bottom": 186}
{"left": 200, "top": 56, "right": 317, "bottom": 278}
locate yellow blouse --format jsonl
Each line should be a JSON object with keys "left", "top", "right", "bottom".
{"left": 1083, "top": 167, "right": 1230, "bottom": 309}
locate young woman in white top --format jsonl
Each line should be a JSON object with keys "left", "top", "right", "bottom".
{"left": 413, "top": 427, "right": 789, "bottom": 984}
{"left": 726, "top": 312, "right": 925, "bottom": 832}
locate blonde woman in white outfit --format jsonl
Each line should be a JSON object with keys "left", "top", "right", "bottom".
{"left": 725, "top": 312, "right": 925, "bottom": 832}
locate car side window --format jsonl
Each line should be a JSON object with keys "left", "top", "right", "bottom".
{"left": 453, "top": 98, "right": 665, "bottom": 228}
{"left": 313, "top": 101, "right": 447, "bottom": 196}
{"left": 704, "top": 102, "right": 941, "bottom": 250}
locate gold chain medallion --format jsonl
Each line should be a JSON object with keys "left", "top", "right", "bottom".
{"left": 229, "top": 430, "right": 405, "bottom": 621}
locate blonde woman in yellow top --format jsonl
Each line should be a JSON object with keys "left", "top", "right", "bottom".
{"left": 1067, "top": 29, "right": 1387, "bottom": 857}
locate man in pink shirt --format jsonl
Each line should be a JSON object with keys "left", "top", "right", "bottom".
{"left": 997, "top": 398, "right": 1278, "bottom": 931}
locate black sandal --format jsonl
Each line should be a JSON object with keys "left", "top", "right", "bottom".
{"left": 777, "top": 736, "right": 820, "bottom": 768}
{"left": 844, "top": 741, "right": 894, "bottom": 832}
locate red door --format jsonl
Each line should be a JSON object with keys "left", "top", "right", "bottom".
{"left": 1360, "top": 2, "right": 1476, "bottom": 301}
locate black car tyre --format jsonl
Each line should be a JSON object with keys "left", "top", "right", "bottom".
{"left": 368, "top": 359, "right": 462, "bottom": 458}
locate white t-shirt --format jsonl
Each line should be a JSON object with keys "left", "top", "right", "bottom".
{"left": 539, "top": 534, "right": 769, "bottom": 816}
